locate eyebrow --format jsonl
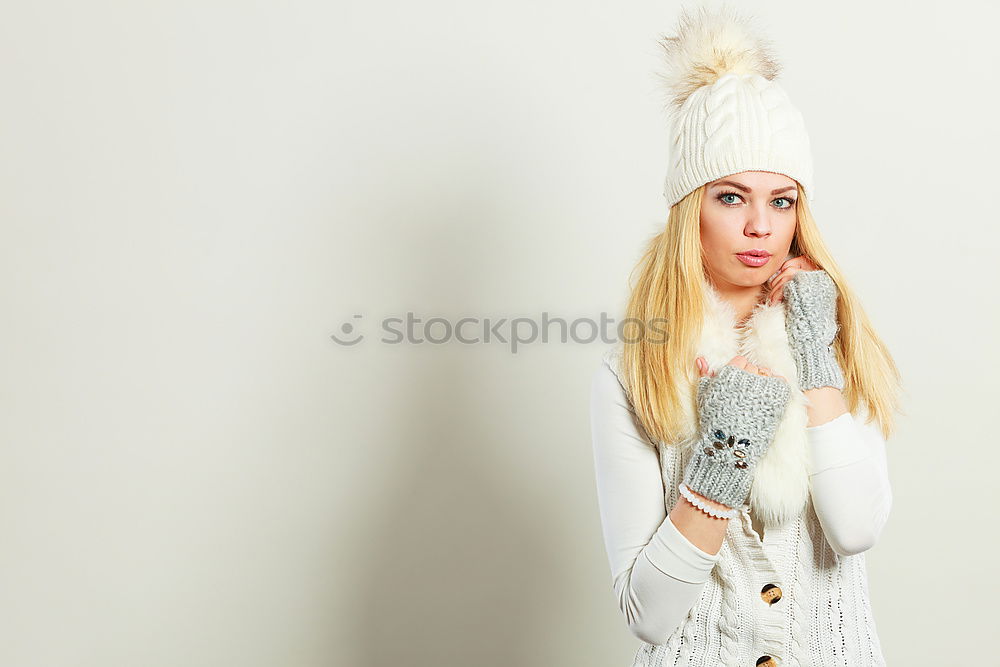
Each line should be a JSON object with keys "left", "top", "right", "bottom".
{"left": 712, "top": 180, "right": 798, "bottom": 196}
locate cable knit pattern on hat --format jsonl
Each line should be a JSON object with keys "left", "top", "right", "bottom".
{"left": 657, "top": 5, "right": 814, "bottom": 208}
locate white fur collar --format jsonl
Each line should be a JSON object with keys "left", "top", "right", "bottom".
{"left": 692, "top": 277, "right": 811, "bottom": 527}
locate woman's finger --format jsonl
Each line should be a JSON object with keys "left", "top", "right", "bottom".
{"left": 728, "top": 355, "right": 751, "bottom": 372}
{"left": 769, "top": 282, "right": 789, "bottom": 305}
{"left": 768, "top": 268, "right": 802, "bottom": 304}
{"left": 767, "top": 266, "right": 791, "bottom": 286}
{"left": 695, "top": 356, "right": 709, "bottom": 377}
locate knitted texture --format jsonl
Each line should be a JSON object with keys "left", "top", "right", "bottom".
{"left": 682, "top": 364, "right": 792, "bottom": 509}
{"left": 639, "top": 440, "right": 886, "bottom": 667}
{"left": 599, "top": 292, "right": 889, "bottom": 665}
{"left": 656, "top": 5, "right": 814, "bottom": 209}
{"left": 782, "top": 269, "right": 845, "bottom": 391}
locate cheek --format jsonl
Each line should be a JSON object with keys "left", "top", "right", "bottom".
{"left": 777, "top": 217, "right": 798, "bottom": 243}
{"left": 700, "top": 213, "right": 738, "bottom": 252}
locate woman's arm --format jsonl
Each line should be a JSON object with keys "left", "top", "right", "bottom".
{"left": 590, "top": 359, "right": 726, "bottom": 645}
{"left": 804, "top": 388, "right": 893, "bottom": 556}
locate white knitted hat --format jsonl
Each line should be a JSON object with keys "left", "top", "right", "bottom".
{"left": 657, "top": 5, "right": 814, "bottom": 209}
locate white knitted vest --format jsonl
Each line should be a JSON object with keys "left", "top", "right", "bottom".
{"left": 603, "top": 283, "right": 886, "bottom": 666}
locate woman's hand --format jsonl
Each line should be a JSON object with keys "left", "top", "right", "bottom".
{"left": 695, "top": 355, "right": 787, "bottom": 381}
{"left": 769, "top": 259, "right": 846, "bottom": 391}
{"left": 765, "top": 255, "right": 819, "bottom": 305}
{"left": 685, "top": 355, "right": 791, "bottom": 510}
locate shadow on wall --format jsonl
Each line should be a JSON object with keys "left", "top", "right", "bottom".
{"left": 342, "top": 185, "right": 573, "bottom": 667}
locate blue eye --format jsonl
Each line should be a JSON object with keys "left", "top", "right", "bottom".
{"left": 716, "top": 192, "right": 797, "bottom": 210}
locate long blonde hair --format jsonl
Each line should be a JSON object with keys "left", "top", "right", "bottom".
{"left": 621, "top": 183, "right": 903, "bottom": 444}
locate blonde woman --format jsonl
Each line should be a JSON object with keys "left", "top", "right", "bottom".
{"left": 590, "top": 7, "right": 902, "bottom": 667}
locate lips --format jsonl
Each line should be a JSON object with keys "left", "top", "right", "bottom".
{"left": 735, "top": 250, "right": 772, "bottom": 267}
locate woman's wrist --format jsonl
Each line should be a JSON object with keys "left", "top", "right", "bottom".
{"left": 679, "top": 483, "right": 739, "bottom": 520}
{"left": 792, "top": 342, "right": 845, "bottom": 391}
{"left": 802, "top": 386, "right": 850, "bottom": 428}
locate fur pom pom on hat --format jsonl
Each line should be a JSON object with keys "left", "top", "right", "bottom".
{"left": 655, "top": 4, "right": 814, "bottom": 209}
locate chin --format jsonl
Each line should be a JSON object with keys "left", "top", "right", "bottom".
{"left": 716, "top": 267, "right": 774, "bottom": 289}
{"left": 706, "top": 261, "right": 772, "bottom": 290}
{"left": 715, "top": 273, "right": 769, "bottom": 290}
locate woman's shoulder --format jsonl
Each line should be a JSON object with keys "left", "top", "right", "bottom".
{"left": 592, "top": 345, "right": 673, "bottom": 451}
{"left": 598, "top": 343, "right": 627, "bottom": 385}
{"left": 593, "top": 344, "right": 638, "bottom": 415}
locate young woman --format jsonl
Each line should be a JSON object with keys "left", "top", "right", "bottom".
{"left": 590, "top": 7, "right": 902, "bottom": 667}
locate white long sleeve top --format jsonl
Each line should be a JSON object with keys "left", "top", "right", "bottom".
{"left": 590, "top": 355, "right": 893, "bottom": 665}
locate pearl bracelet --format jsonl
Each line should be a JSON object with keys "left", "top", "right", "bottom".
{"left": 678, "top": 482, "right": 740, "bottom": 520}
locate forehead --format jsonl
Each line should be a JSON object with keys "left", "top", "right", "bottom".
{"left": 709, "top": 171, "right": 797, "bottom": 189}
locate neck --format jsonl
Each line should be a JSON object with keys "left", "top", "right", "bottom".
{"left": 707, "top": 280, "right": 767, "bottom": 324}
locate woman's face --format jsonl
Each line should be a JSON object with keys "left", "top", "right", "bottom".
{"left": 699, "top": 170, "right": 799, "bottom": 290}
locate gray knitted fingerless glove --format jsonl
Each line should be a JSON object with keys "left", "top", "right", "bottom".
{"left": 783, "top": 269, "right": 845, "bottom": 391}
{"left": 682, "top": 364, "right": 792, "bottom": 509}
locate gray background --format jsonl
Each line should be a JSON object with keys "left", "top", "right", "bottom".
{"left": 1, "top": 0, "right": 995, "bottom": 665}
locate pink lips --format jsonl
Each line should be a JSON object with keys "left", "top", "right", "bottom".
{"left": 735, "top": 251, "right": 771, "bottom": 267}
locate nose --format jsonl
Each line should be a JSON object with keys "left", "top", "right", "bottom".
{"left": 744, "top": 207, "right": 772, "bottom": 238}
